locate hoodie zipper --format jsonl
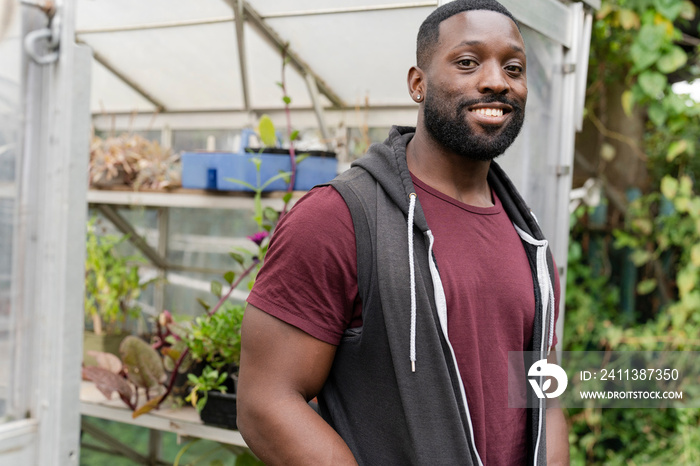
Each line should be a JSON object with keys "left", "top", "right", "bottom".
{"left": 424, "top": 230, "right": 485, "bottom": 466}
{"left": 512, "top": 224, "right": 553, "bottom": 466}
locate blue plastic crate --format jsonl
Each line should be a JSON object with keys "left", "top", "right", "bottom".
{"left": 295, "top": 152, "right": 338, "bottom": 190}
{"left": 181, "top": 129, "right": 338, "bottom": 192}
{"left": 181, "top": 152, "right": 232, "bottom": 190}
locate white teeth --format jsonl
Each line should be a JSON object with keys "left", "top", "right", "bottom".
{"left": 471, "top": 108, "right": 504, "bottom": 117}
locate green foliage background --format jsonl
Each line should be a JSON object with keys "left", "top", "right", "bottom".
{"left": 566, "top": 0, "right": 700, "bottom": 463}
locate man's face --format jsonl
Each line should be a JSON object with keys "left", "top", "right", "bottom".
{"left": 422, "top": 10, "right": 528, "bottom": 161}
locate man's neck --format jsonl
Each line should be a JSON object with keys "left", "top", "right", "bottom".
{"left": 406, "top": 128, "right": 494, "bottom": 208}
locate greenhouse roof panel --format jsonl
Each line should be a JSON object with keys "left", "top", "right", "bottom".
{"left": 247, "top": 0, "right": 437, "bottom": 16}
{"left": 82, "top": 22, "right": 244, "bottom": 112}
{"left": 76, "top": 0, "right": 582, "bottom": 115}
{"left": 90, "top": 60, "right": 157, "bottom": 114}
{"left": 264, "top": 7, "right": 430, "bottom": 107}
{"left": 76, "top": 0, "right": 233, "bottom": 31}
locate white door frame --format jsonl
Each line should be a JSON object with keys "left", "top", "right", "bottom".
{"left": 0, "top": 0, "right": 91, "bottom": 464}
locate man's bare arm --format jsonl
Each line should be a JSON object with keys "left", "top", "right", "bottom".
{"left": 546, "top": 351, "right": 570, "bottom": 466}
{"left": 236, "top": 304, "right": 357, "bottom": 465}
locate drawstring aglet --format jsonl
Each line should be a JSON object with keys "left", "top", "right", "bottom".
{"left": 411, "top": 361, "right": 416, "bottom": 373}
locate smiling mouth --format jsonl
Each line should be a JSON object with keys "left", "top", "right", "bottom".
{"left": 470, "top": 107, "right": 505, "bottom": 118}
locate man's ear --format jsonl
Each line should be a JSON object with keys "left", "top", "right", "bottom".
{"left": 407, "top": 66, "right": 425, "bottom": 103}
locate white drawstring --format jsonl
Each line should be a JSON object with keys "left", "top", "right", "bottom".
{"left": 408, "top": 193, "right": 417, "bottom": 372}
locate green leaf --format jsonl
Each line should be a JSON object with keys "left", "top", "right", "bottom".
{"left": 196, "top": 396, "right": 207, "bottom": 413}
{"left": 653, "top": 0, "right": 684, "bottom": 21}
{"left": 210, "top": 280, "right": 223, "bottom": 298}
{"left": 132, "top": 395, "right": 164, "bottom": 418}
{"left": 236, "top": 451, "right": 266, "bottom": 466}
{"left": 675, "top": 196, "right": 690, "bottom": 213}
{"left": 295, "top": 153, "right": 309, "bottom": 165}
{"left": 667, "top": 139, "right": 689, "bottom": 162}
{"left": 632, "top": 218, "right": 653, "bottom": 235}
{"left": 259, "top": 171, "right": 292, "bottom": 190}
{"left": 618, "top": 9, "right": 640, "bottom": 30}
{"left": 680, "top": 0, "right": 696, "bottom": 20}
{"left": 657, "top": 46, "right": 687, "bottom": 74}
{"left": 282, "top": 96, "right": 292, "bottom": 105}
{"left": 691, "top": 244, "right": 700, "bottom": 267}
{"left": 596, "top": 3, "right": 613, "bottom": 19}
{"left": 630, "top": 43, "right": 660, "bottom": 72}
{"left": 229, "top": 252, "right": 245, "bottom": 265}
{"left": 290, "top": 130, "right": 300, "bottom": 141}
{"left": 677, "top": 268, "right": 695, "bottom": 298}
{"left": 679, "top": 175, "right": 693, "bottom": 197}
{"left": 637, "top": 279, "right": 658, "bottom": 295}
{"left": 283, "top": 192, "right": 293, "bottom": 204}
{"left": 120, "top": 336, "right": 165, "bottom": 389}
{"left": 647, "top": 102, "right": 667, "bottom": 127}
{"left": 630, "top": 249, "right": 653, "bottom": 266}
{"left": 257, "top": 114, "right": 277, "bottom": 147}
{"left": 638, "top": 71, "right": 667, "bottom": 98}
{"left": 635, "top": 24, "right": 667, "bottom": 53}
{"left": 224, "top": 177, "right": 257, "bottom": 191}
{"left": 661, "top": 175, "right": 679, "bottom": 199}
{"left": 223, "top": 271, "right": 236, "bottom": 286}
{"left": 196, "top": 298, "right": 211, "bottom": 311}
{"left": 263, "top": 207, "right": 279, "bottom": 223}
{"left": 621, "top": 90, "right": 635, "bottom": 117}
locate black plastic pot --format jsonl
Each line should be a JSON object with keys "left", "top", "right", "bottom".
{"left": 199, "top": 391, "right": 238, "bottom": 430}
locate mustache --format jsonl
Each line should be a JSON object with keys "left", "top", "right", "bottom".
{"left": 457, "top": 95, "right": 523, "bottom": 114}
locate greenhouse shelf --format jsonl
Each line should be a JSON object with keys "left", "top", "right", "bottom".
{"left": 87, "top": 187, "right": 305, "bottom": 210}
{"left": 80, "top": 381, "right": 249, "bottom": 461}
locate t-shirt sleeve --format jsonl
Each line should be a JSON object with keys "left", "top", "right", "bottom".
{"left": 246, "top": 186, "right": 359, "bottom": 345}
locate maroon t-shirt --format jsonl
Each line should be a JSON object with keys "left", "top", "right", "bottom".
{"left": 248, "top": 178, "right": 560, "bottom": 466}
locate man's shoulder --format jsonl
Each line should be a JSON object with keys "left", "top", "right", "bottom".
{"left": 291, "top": 184, "right": 349, "bottom": 216}
{"left": 278, "top": 185, "right": 354, "bottom": 236}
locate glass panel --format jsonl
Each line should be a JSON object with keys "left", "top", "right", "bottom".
{"left": 346, "top": 126, "right": 392, "bottom": 160}
{"left": 0, "top": 0, "right": 22, "bottom": 422}
{"left": 164, "top": 207, "right": 259, "bottom": 317}
{"left": 172, "top": 129, "right": 240, "bottom": 153}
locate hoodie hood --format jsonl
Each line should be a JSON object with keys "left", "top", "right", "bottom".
{"left": 353, "top": 126, "right": 430, "bottom": 233}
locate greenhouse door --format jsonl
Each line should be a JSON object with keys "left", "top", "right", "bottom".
{"left": 0, "top": 0, "right": 91, "bottom": 464}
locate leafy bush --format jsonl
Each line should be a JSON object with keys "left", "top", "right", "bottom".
{"left": 84, "top": 217, "right": 151, "bottom": 335}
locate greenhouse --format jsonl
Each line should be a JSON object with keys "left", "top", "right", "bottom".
{"left": 1, "top": 0, "right": 600, "bottom": 464}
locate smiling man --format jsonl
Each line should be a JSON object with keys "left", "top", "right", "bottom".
{"left": 237, "top": 1, "right": 569, "bottom": 465}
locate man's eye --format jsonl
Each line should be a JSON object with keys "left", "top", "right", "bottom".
{"left": 505, "top": 65, "right": 523, "bottom": 74}
{"left": 458, "top": 59, "right": 477, "bottom": 67}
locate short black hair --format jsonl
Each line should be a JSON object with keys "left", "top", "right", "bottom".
{"left": 416, "top": 0, "right": 519, "bottom": 69}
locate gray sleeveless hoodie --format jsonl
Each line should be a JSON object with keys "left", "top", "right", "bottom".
{"left": 319, "top": 126, "right": 555, "bottom": 466}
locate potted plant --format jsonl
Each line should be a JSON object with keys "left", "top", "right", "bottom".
{"left": 181, "top": 301, "right": 245, "bottom": 428}
{"left": 90, "top": 132, "right": 181, "bottom": 190}
{"left": 83, "top": 217, "right": 152, "bottom": 366}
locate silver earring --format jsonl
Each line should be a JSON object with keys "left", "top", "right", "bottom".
{"left": 416, "top": 94, "right": 422, "bottom": 101}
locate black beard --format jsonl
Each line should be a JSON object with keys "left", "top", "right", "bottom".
{"left": 423, "top": 93, "right": 525, "bottom": 162}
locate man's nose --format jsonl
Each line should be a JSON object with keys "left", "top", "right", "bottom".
{"left": 478, "top": 61, "right": 509, "bottom": 95}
